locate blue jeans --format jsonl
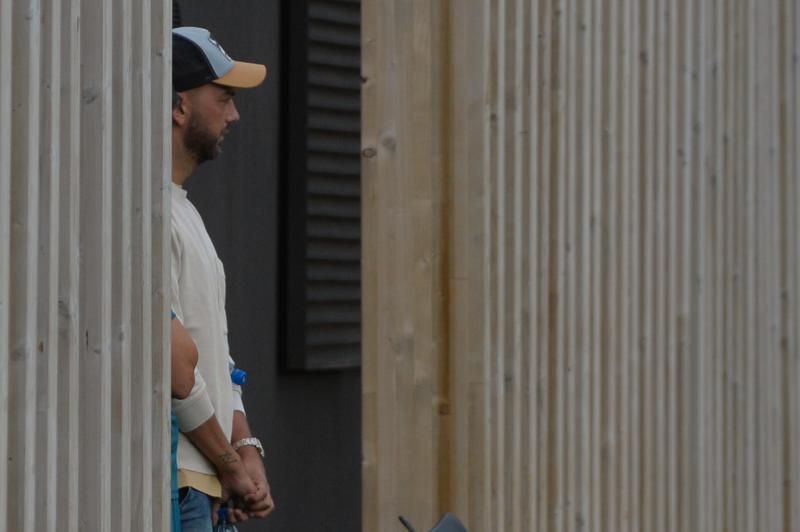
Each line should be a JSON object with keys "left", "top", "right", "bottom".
{"left": 179, "top": 487, "right": 213, "bottom": 532}
{"left": 171, "top": 411, "right": 181, "bottom": 532}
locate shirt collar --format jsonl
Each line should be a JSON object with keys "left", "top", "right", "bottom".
{"left": 171, "top": 181, "right": 188, "bottom": 199}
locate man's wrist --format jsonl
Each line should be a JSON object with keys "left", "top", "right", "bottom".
{"left": 213, "top": 449, "right": 244, "bottom": 471}
{"left": 232, "top": 437, "right": 264, "bottom": 458}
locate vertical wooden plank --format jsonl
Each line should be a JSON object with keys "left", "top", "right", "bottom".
{"left": 675, "top": 0, "right": 693, "bottom": 528}
{"left": 602, "top": 0, "right": 620, "bottom": 528}
{"left": 525, "top": 0, "right": 542, "bottom": 529}
{"left": 513, "top": 0, "right": 532, "bottom": 527}
{"left": 0, "top": 0, "right": 10, "bottom": 530}
{"left": 128, "top": 0, "right": 153, "bottom": 527}
{"left": 551, "top": 3, "right": 568, "bottom": 531}
{"left": 786, "top": 2, "right": 800, "bottom": 529}
{"left": 617, "top": 0, "right": 634, "bottom": 528}
{"left": 150, "top": 0, "right": 171, "bottom": 527}
{"left": 756, "top": 2, "right": 779, "bottom": 530}
{"left": 360, "top": 0, "right": 379, "bottom": 527}
{"left": 562, "top": 0, "right": 578, "bottom": 528}
{"left": 492, "top": 0, "right": 506, "bottom": 528}
{"left": 665, "top": 0, "right": 679, "bottom": 528}
{"left": 776, "top": 0, "right": 792, "bottom": 527}
{"left": 480, "top": 1, "right": 494, "bottom": 528}
{"left": 420, "top": 1, "right": 441, "bottom": 522}
{"left": 575, "top": 0, "right": 593, "bottom": 529}
{"left": 691, "top": 0, "right": 709, "bottom": 529}
{"left": 743, "top": 0, "right": 758, "bottom": 529}
{"left": 722, "top": 1, "right": 741, "bottom": 529}
{"left": 535, "top": 1, "right": 554, "bottom": 530}
{"left": 8, "top": 0, "right": 41, "bottom": 529}
{"left": 510, "top": 0, "right": 525, "bottom": 526}
{"left": 654, "top": 1, "right": 671, "bottom": 528}
{"left": 383, "top": 2, "right": 408, "bottom": 527}
{"left": 134, "top": 0, "right": 156, "bottom": 527}
{"left": 362, "top": 0, "right": 450, "bottom": 528}
{"left": 447, "top": 0, "right": 488, "bottom": 527}
{"left": 79, "top": 0, "right": 113, "bottom": 528}
{"left": 111, "top": 0, "right": 134, "bottom": 529}
{"left": 483, "top": 0, "right": 497, "bottom": 529}
{"left": 589, "top": 0, "right": 604, "bottom": 529}
{"left": 56, "top": 1, "right": 81, "bottom": 530}
{"left": 37, "top": 0, "right": 61, "bottom": 529}
{"left": 625, "top": 0, "right": 642, "bottom": 528}
{"left": 638, "top": 0, "right": 657, "bottom": 528}
{"left": 551, "top": 2, "right": 569, "bottom": 531}
{"left": 709, "top": 2, "right": 726, "bottom": 529}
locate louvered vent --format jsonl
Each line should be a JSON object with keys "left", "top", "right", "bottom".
{"left": 282, "top": 0, "right": 361, "bottom": 370}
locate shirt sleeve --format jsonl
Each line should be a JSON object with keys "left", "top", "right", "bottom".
{"left": 172, "top": 368, "right": 215, "bottom": 432}
{"left": 171, "top": 225, "right": 184, "bottom": 322}
{"left": 229, "top": 355, "right": 246, "bottom": 415}
{"left": 232, "top": 384, "right": 245, "bottom": 414}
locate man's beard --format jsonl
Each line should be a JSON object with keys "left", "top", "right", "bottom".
{"left": 184, "top": 113, "right": 224, "bottom": 164}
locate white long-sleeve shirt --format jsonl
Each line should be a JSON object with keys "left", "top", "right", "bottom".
{"left": 171, "top": 182, "right": 244, "bottom": 479}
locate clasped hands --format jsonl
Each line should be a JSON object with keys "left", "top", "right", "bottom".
{"left": 213, "top": 448, "right": 275, "bottom": 525}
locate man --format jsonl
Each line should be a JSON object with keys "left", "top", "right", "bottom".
{"left": 170, "top": 26, "right": 274, "bottom": 530}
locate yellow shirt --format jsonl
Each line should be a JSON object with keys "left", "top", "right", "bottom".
{"left": 178, "top": 469, "right": 222, "bottom": 499}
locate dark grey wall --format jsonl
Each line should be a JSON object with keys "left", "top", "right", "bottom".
{"left": 176, "top": 3, "right": 361, "bottom": 530}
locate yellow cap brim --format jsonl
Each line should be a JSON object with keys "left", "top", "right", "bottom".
{"left": 215, "top": 61, "right": 267, "bottom": 89}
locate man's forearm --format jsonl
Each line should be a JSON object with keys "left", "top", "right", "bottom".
{"left": 185, "top": 415, "right": 260, "bottom": 505}
{"left": 186, "top": 415, "right": 243, "bottom": 471}
{"left": 230, "top": 410, "right": 274, "bottom": 519}
{"left": 231, "top": 410, "right": 253, "bottom": 443}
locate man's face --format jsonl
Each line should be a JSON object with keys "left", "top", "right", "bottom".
{"left": 181, "top": 83, "right": 240, "bottom": 164}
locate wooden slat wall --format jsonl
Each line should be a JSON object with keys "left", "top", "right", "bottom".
{"left": 363, "top": 0, "right": 800, "bottom": 530}
{"left": 0, "top": 1, "right": 171, "bottom": 531}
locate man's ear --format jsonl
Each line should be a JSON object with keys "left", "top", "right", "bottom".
{"left": 172, "top": 91, "right": 188, "bottom": 126}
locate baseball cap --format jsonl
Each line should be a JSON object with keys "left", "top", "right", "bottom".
{"left": 172, "top": 27, "right": 267, "bottom": 92}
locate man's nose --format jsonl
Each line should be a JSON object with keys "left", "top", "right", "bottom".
{"left": 228, "top": 101, "right": 240, "bottom": 124}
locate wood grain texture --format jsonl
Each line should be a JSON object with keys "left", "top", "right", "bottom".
{"left": 0, "top": 1, "right": 170, "bottom": 530}
{"left": 0, "top": 1, "right": 12, "bottom": 530}
{"left": 363, "top": 0, "right": 800, "bottom": 530}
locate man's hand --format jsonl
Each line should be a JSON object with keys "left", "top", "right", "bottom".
{"left": 237, "top": 445, "right": 275, "bottom": 519}
{"left": 218, "top": 451, "right": 258, "bottom": 505}
{"left": 183, "top": 416, "right": 264, "bottom": 523}
{"left": 230, "top": 411, "right": 275, "bottom": 520}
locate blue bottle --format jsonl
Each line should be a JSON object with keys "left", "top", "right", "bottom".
{"left": 213, "top": 507, "right": 239, "bottom": 532}
{"left": 230, "top": 367, "right": 247, "bottom": 385}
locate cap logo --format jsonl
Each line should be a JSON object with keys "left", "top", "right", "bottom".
{"left": 207, "top": 35, "right": 232, "bottom": 62}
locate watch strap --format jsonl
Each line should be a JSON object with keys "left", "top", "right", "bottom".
{"left": 232, "top": 437, "right": 264, "bottom": 457}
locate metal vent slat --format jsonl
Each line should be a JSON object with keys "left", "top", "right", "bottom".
{"left": 306, "top": 326, "right": 361, "bottom": 346}
{"left": 309, "top": 66, "right": 361, "bottom": 91}
{"left": 308, "top": 154, "right": 360, "bottom": 176}
{"left": 308, "top": 131, "right": 361, "bottom": 155}
{"left": 308, "top": 196, "right": 360, "bottom": 218}
{"left": 310, "top": 24, "right": 361, "bottom": 49}
{"left": 306, "top": 282, "right": 361, "bottom": 303}
{"left": 308, "top": 174, "right": 361, "bottom": 197}
{"left": 306, "top": 303, "right": 360, "bottom": 324}
{"left": 307, "top": 218, "right": 360, "bottom": 240}
{"left": 308, "top": 88, "right": 360, "bottom": 112}
{"left": 309, "top": 1, "right": 360, "bottom": 26}
{"left": 309, "top": 111, "right": 360, "bottom": 133}
{"left": 308, "top": 239, "right": 360, "bottom": 261}
{"left": 308, "top": 261, "right": 360, "bottom": 283}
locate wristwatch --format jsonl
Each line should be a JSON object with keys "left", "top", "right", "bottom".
{"left": 232, "top": 437, "right": 265, "bottom": 458}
